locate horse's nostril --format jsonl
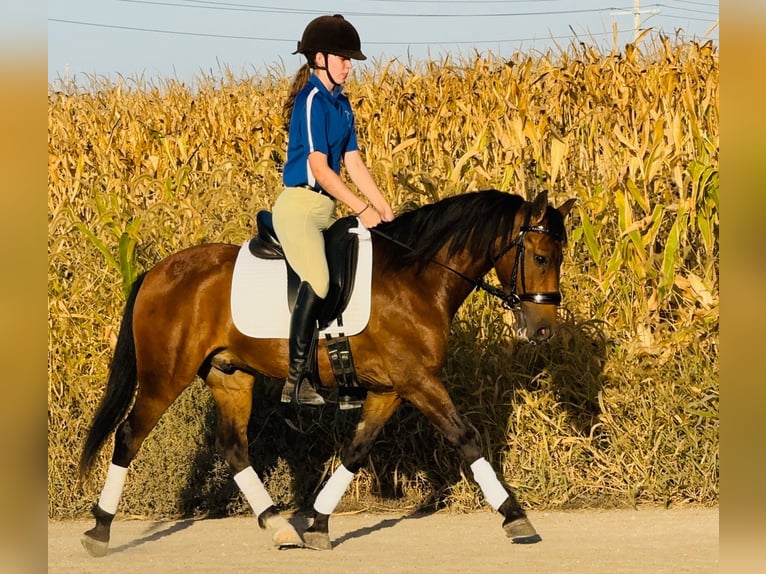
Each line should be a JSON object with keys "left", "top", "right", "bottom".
{"left": 535, "top": 326, "right": 550, "bottom": 340}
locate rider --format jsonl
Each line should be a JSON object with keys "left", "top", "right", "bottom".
{"left": 274, "top": 14, "right": 394, "bottom": 407}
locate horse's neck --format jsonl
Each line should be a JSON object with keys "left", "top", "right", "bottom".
{"left": 434, "top": 249, "right": 493, "bottom": 316}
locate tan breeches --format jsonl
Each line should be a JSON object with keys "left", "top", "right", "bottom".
{"left": 272, "top": 186, "right": 335, "bottom": 298}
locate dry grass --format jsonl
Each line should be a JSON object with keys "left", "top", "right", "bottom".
{"left": 48, "top": 34, "right": 717, "bottom": 518}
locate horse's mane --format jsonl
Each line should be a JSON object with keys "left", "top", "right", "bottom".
{"left": 374, "top": 189, "right": 528, "bottom": 270}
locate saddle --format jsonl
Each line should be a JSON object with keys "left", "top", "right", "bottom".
{"left": 248, "top": 211, "right": 360, "bottom": 331}
{"left": 248, "top": 210, "right": 363, "bottom": 404}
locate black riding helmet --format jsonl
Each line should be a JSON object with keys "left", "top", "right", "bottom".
{"left": 293, "top": 14, "right": 367, "bottom": 62}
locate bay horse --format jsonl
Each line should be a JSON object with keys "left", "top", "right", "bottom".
{"left": 78, "top": 189, "right": 575, "bottom": 556}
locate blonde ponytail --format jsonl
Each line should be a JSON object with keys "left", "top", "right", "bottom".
{"left": 284, "top": 63, "right": 312, "bottom": 129}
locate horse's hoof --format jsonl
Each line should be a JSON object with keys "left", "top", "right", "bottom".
{"left": 81, "top": 535, "right": 109, "bottom": 557}
{"left": 273, "top": 529, "right": 304, "bottom": 549}
{"left": 504, "top": 517, "right": 542, "bottom": 544}
{"left": 263, "top": 514, "right": 304, "bottom": 549}
{"left": 303, "top": 530, "right": 332, "bottom": 551}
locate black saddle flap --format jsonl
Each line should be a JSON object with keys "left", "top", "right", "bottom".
{"left": 318, "top": 216, "right": 360, "bottom": 328}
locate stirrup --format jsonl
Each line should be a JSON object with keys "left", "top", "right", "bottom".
{"left": 338, "top": 387, "right": 367, "bottom": 410}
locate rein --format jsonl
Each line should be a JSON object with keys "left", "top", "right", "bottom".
{"left": 369, "top": 206, "right": 563, "bottom": 310}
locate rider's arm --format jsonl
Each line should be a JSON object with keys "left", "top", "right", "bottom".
{"left": 308, "top": 151, "right": 366, "bottom": 212}
{"left": 344, "top": 150, "right": 394, "bottom": 221}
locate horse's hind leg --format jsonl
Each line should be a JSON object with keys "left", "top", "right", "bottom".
{"left": 303, "top": 392, "right": 403, "bottom": 550}
{"left": 204, "top": 365, "right": 303, "bottom": 549}
{"left": 81, "top": 376, "right": 190, "bottom": 557}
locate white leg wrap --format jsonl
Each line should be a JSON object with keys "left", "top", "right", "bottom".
{"left": 234, "top": 467, "right": 275, "bottom": 516}
{"left": 313, "top": 464, "right": 355, "bottom": 516}
{"left": 97, "top": 463, "right": 129, "bottom": 515}
{"left": 470, "top": 457, "right": 509, "bottom": 511}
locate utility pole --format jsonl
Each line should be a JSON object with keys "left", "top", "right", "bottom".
{"left": 612, "top": 0, "right": 661, "bottom": 42}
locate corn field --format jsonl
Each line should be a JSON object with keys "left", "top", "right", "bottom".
{"left": 48, "top": 35, "right": 718, "bottom": 519}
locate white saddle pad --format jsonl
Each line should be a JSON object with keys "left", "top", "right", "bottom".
{"left": 230, "top": 225, "right": 373, "bottom": 339}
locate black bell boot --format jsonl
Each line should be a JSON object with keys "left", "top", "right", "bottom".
{"left": 281, "top": 281, "right": 326, "bottom": 406}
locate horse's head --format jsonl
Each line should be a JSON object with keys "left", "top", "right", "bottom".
{"left": 493, "top": 191, "right": 576, "bottom": 342}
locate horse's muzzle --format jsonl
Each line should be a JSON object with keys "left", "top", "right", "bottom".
{"left": 507, "top": 307, "right": 557, "bottom": 343}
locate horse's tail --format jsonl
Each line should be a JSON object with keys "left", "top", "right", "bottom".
{"left": 79, "top": 272, "right": 146, "bottom": 481}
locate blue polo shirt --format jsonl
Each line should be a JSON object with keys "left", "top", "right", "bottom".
{"left": 282, "top": 74, "right": 359, "bottom": 192}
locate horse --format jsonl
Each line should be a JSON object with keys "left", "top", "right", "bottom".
{"left": 78, "top": 188, "right": 576, "bottom": 556}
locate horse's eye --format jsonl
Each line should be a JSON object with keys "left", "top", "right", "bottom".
{"left": 534, "top": 254, "right": 547, "bottom": 265}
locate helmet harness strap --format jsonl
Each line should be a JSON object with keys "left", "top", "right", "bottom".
{"left": 312, "top": 52, "right": 340, "bottom": 87}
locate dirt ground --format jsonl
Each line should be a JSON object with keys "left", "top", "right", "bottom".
{"left": 47, "top": 507, "right": 718, "bottom": 573}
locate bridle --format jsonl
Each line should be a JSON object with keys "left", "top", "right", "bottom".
{"left": 484, "top": 206, "right": 564, "bottom": 309}
{"left": 370, "top": 205, "right": 564, "bottom": 310}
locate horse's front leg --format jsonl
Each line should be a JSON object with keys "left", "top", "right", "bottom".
{"left": 406, "top": 379, "right": 542, "bottom": 544}
{"left": 303, "top": 392, "right": 402, "bottom": 550}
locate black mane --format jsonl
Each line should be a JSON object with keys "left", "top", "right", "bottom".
{"left": 374, "top": 189, "right": 526, "bottom": 270}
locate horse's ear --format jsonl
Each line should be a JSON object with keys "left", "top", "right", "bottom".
{"left": 557, "top": 198, "right": 577, "bottom": 219}
{"left": 530, "top": 190, "right": 548, "bottom": 223}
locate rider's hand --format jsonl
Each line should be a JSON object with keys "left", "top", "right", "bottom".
{"left": 376, "top": 202, "right": 395, "bottom": 222}
{"left": 358, "top": 205, "right": 383, "bottom": 228}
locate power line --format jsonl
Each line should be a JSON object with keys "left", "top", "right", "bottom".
{"left": 117, "top": 0, "right": 719, "bottom": 21}
{"left": 365, "top": 0, "right": 563, "bottom": 3}
{"left": 180, "top": 0, "right": 718, "bottom": 14}
{"left": 48, "top": 16, "right": 717, "bottom": 45}
{"left": 48, "top": 18, "right": 288, "bottom": 42}
{"left": 663, "top": 0, "right": 718, "bottom": 6}
{"left": 376, "top": 0, "right": 717, "bottom": 5}
{"left": 48, "top": 17, "right": 649, "bottom": 46}
{"left": 120, "top": 0, "right": 621, "bottom": 18}
{"left": 655, "top": 3, "right": 719, "bottom": 16}
{"left": 189, "top": 0, "right": 717, "bottom": 4}
{"left": 652, "top": 14, "right": 718, "bottom": 23}
{"left": 49, "top": 0, "right": 719, "bottom": 50}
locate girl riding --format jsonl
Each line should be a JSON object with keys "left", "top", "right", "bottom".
{"left": 273, "top": 14, "right": 394, "bottom": 407}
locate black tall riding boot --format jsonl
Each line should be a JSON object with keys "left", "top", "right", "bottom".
{"left": 280, "top": 281, "right": 326, "bottom": 406}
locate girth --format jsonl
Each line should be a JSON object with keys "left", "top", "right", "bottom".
{"left": 248, "top": 210, "right": 360, "bottom": 331}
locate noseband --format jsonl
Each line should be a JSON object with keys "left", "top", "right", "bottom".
{"left": 484, "top": 207, "right": 563, "bottom": 309}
